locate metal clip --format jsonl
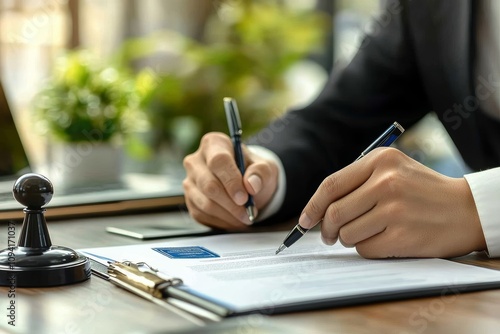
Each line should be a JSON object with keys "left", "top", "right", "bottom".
{"left": 108, "top": 261, "right": 183, "bottom": 299}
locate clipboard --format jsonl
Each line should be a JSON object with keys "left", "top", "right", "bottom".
{"left": 89, "top": 258, "right": 227, "bottom": 322}
{"left": 84, "top": 232, "right": 500, "bottom": 320}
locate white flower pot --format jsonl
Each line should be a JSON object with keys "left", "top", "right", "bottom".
{"left": 48, "top": 142, "right": 123, "bottom": 191}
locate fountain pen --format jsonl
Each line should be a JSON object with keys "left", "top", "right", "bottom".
{"left": 224, "top": 97, "right": 256, "bottom": 223}
{"left": 275, "top": 121, "right": 405, "bottom": 255}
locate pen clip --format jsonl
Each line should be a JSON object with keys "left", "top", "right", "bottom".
{"left": 223, "top": 97, "right": 242, "bottom": 137}
{"left": 108, "top": 260, "right": 183, "bottom": 299}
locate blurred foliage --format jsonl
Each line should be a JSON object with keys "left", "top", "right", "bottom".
{"left": 115, "top": 0, "right": 329, "bottom": 156}
{"left": 32, "top": 50, "right": 150, "bottom": 146}
{"left": 33, "top": 0, "right": 329, "bottom": 163}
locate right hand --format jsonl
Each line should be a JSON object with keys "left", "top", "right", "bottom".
{"left": 183, "top": 132, "right": 279, "bottom": 229}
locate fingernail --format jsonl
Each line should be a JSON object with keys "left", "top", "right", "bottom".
{"left": 234, "top": 191, "right": 247, "bottom": 205}
{"left": 247, "top": 174, "right": 262, "bottom": 193}
{"left": 240, "top": 212, "right": 254, "bottom": 225}
{"left": 321, "top": 235, "right": 335, "bottom": 245}
{"left": 298, "top": 212, "right": 312, "bottom": 228}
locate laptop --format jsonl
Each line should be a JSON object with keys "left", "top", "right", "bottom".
{"left": 0, "top": 81, "right": 186, "bottom": 223}
{"left": 0, "top": 82, "right": 31, "bottom": 203}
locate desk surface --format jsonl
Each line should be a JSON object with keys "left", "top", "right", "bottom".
{"left": 1, "top": 212, "right": 500, "bottom": 334}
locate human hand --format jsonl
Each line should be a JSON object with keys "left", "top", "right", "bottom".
{"left": 298, "top": 147, "right": 487, "bottom": 258}
{"left": 183, "top": 132, "right": 279, "bottom": 229}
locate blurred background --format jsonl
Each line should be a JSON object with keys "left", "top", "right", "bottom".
{"left": 0, "top": 0, "right": 469, "bottom": 180}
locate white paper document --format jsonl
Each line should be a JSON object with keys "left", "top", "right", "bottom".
{"left": 82, "top": 231, "right": 500, "bottom": 314}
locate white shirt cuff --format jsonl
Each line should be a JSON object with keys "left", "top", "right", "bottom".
{"left": 464, "top": 168, "right": 500, "bottom": 257}
{"left": 247, "top": 145, "right": 287, "bottom": 221}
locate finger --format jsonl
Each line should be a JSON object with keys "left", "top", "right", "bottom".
{"left": 336, "top": 205, "right": 387, "bottom": 247}
{"left": 183, "top": 179, "right": 251, "bottom": 229}
{"left": 354, "top": 232, "right": 394, "bottom": 259}
{"left": 299, "top": 159, "right": 374, "bottom": 229}
{"left": 184, "top": 150, "right": 242, "bottom": 217}
{"left": 355, "top": 223, "right": 454, "bottom": 259}
{"left": 353, "top": 229, "right": 419, "bottom": 259}
{"left": 243, "top": 165, "right": 278, "bottom": 212}
{"left": 320, "top": 181, "right": 379, "bottom": 245}
{"left": 191, "top": 162, "right": 254, "bottom": 224}
{"left": 202, "top": 134, "right": 249, "bottom": 206}
{"left": 246, "top": 173, "right": 262, "bottom": 194}
{"left": 192, "top": 160, "right": 233, "bottom": 204}
{"left": 244, "top": 159, "right": 277, "bottom": 193}
{"left": 354, "top": 223, "right": 426, "bottom": 259}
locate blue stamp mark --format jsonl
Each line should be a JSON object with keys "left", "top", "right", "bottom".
{"left": 153, "top": 246, "right": 220, "bottom": 259}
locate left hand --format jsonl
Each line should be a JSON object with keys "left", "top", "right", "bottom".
{"left": 298, "top": 147, "right": 487, "bottom": 258}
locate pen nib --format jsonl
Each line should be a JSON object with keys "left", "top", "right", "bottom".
{"left": 275, "top": 244, "right": 286, "bottom": 255}
{"left": 246, "top": 206, "right": 256, "bottom": 223}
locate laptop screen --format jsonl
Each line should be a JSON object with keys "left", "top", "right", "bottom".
{"left": 0, "top": 82, "right": 30, "bottom": 178}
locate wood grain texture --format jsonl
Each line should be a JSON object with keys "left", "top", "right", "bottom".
{"left": 0, "top": 212, "right": 499, "bottom": 333}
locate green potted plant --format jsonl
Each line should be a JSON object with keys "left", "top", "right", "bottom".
{"left": 115, "top": 0, "right": 329, "bottom": 160}
{"left": 33, "top": 49, "right": 151, "bottom": 189}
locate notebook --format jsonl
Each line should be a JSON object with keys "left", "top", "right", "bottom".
{"left": 0, "top": 81, "right": 185, "bottom": 222}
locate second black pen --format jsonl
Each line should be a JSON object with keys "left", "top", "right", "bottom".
{"left": 223, "top": 97, "right": 256, "bottom": 223}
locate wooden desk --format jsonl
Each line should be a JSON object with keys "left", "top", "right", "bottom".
{"left": 1, "top": 212, "right": 500, "bottom": 334}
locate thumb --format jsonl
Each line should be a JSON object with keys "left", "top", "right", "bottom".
{"left": 243, "top": 159, "right": 278, "bottom": 198}
{"left": 241, "top": 146, "right": 280, "bottom": 209}
{"left": 246, "top": 173, "right": 263, "bottom": 194}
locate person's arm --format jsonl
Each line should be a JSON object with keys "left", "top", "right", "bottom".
{"left": 296, "top": 147, "right": 487, "bottom": 258}
{"left": 464, "top": 168, "right": 500, "bottom": 257}
{"left": 248, "top": 0, "right": 431, "bottom": 223}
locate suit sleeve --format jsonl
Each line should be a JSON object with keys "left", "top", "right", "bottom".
{"left": 248, "top": 0, "right": 432, "bottom": 223}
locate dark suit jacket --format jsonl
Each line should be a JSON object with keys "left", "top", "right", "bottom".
{"left": 249, "top": 0, "right": 500, "bottom": 223}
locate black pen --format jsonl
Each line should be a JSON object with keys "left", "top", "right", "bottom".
{"left": 224, "top": 97, "right": 256, "bottom": 223}
{"left": 275, "top": 121, "right": 405, "bottom": 255}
